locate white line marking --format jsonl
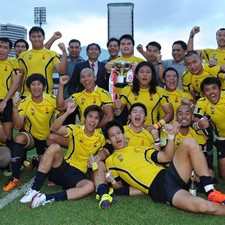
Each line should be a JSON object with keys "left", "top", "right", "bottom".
{"left": 0, "top": 178, "right": 34, "bottom": 209}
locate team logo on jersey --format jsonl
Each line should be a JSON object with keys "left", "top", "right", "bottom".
{"left": 28, "top": 54, "right": 32, "bottom": 60}
{"left": 117, "top": 154, "right": 123, "bottom": 162}
{"left": 31, "top": 108, "right": 35, "bottom": 115}
{"left": 81, "top": 98, "right": 85, "bottom": 105}
{"left": 4, "top": 65, "right": 8, "bottom": 71}
{"left": 210, "top": 106, "right": 215, "bottom": 114}
{"left": 45, "top": 107, "right": 49, "bottom": 114}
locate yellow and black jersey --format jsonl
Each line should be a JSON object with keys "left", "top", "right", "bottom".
{"left": 124, "top": 125, "right": 154, "bottom": 147}
{"left": 0, "top": 58, "right": 19, "bottom": 99}
{"left": 18, "top": 94, "right": 56, "bottom": 140}
{"left": 182, "top": 64, "right": 224, "bottom": 96}
{"left": 64, "top": 124, "right": 105, "bottom": 173}
{"left": 194, "top": 92, "right": 225, "bottom": 137}
{"left": 71, "top": 86, "right": 112, "bottom": 123}
{"left": 201, "top": 48, "right": 225, "bottom": 66}
{"left": 175, "top": 127, "right": 207, "bottom": 151}
{"left": 120, "top": 86, "right": 169, "bottom": 126}
{"left": 105, "top": 146, "right": 164, "bottom": 194}
{"left": 159, "top": 89, "right": 193, "bottom": 118}
{"left": 18, "top": 48, "right": 60, "bottom": 96}
{"left": 111, "top": 55, "right": 144, "bottom": 64}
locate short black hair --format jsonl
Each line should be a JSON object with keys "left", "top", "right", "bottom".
{"left": 86, "top": 43, "right": 101, "bottom": 52}
{"left": 200, "top": 77, "right": 221, "bottom": 93}
{"left": 69, "top": 39, "right": 81, "bottom": 46}
{"left": 184, "top": 50, "right": 200, "bottom": 60}
{"left": 29, "top": 26, "right": 45, "bottom": 37}
{"left": 107, "top": 38, "right": 120, "bottom": 47}
{"left": 14, "top": 39, "right": 29, "bottom": 50}
{"left": 0, "top": 37, "right": 13, "bottom": 49}
{"left": 146, "top": 41, "right": 161, "bottom": 51}
{"left": 129, "top": 103, "right": 147, "bottom": 116}
{"left": 103, "top": 121, "right": 124, "bottom": 139}
{"left": 217, "top": 28, "right": 225, "bottom": 33}
{"left": 119, "top": 34, "right": 134, "bottom": 46}
{"left": 26, "top": 74, "right": 46, "bottom": 88}
{"left": 163, "top": 67, "right": 179, "bottom": 79}
{"left": 83, "top": 105, "right": 103, "bottom": 121}
{"left": 172, "top": 40, "right": 187, "bottom": 50}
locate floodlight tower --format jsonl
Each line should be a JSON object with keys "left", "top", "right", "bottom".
{"left": 34, "top": 7, "right": 47, "bottom": 27}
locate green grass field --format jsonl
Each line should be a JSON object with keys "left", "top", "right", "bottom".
{"left": 0, "top": 169, "right": 225, "bottom": 225}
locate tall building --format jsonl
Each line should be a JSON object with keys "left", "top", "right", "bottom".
{"left": 0, "top": 23, "right": 27, "bottom": 56}
{"left": 107, "top": 2, "right": 134, "bottom": 39}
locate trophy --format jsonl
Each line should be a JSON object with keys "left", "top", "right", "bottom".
{"left": 109, "top": 61, "right": 133, "bottom": 100}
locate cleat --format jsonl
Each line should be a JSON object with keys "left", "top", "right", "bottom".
{"left": 31, "top": 193, "right": 53, "bottom": 208}
{"left": 20, "top": 188, "right": 39, "bottom": 203}
{"left": 99, "top": 194, "right": 113, "bottom": 209}
{"left": 3, "top": 178, "right": 21, "bottom": 192}
{"left": 208, "top": 190, "right": 225, "bottom": 204}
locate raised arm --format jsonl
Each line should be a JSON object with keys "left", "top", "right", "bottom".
{"left": 44, "top": 31, "right": 62, "bottom": 49}
{"left": 57, "top": 75, "right": 70, "bottom": 111}
{"left": 157, "top": 121, "right": 180, "bottom": 163}
{"left": 55, "top": 42, "right": 67, "bottom": 75}
{"left": 187, "top": 26, "right": 200, "bottom": 51}
{"left": 50, "top": 101, "right": 76, "bottom": 135}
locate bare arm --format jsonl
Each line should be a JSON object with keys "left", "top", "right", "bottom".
{"left": 98, "top": 105, "right": 114, "bottom": 128}
{"left": 57, "top": 75, "right": 70, "bottom": 111}
{"left": 0, "top": 70, "right": 23, "bottom": 112}
{"left": 161, "top": 102, "right": 174, "bottom": 123}
{"left": 50, "top": 101, "right": 76, "bottom": 134}
{"left": 157, "top": 122, "right": 180, "bottom": 163}
{"left": 44, "top": 31, "right": 62, "bottom": 49}
{"left": 12, "top": 104, "right": 25, "bottom": 130}
{"left": 187, "top": 26, "right": 200, "bottom": 51}
{"left": 55, "top": 43, "right": 67, "bottom": 75}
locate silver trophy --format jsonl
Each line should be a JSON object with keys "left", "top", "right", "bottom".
{"left": 113, "top": 61, "right": 132, "bottom": 87}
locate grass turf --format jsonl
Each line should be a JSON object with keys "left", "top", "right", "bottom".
{"left": 0, "top": 174, "right": 225, "bottom": 225}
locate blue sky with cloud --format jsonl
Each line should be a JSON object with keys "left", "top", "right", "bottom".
{"left": 1, "top": 0, "right": 225, "bottom": 58}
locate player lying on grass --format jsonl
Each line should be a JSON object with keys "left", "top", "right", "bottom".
{"left": 96, "top": 120, "right": 225, "bottom": 215}
{"left": 20, "top": 104, "right": 105, "bottom": 208}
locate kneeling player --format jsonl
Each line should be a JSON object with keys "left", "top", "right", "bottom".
{"left": 3, "top": 74, "right": 58, "bottom": 191}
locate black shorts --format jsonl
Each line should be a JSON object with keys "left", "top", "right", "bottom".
{"left": 149, "top": 163, "right": 188, "bottom": 205}
{"left": 215, "top": 140, "right": 225, "bottom": 159}
{"left": 0, "top": 99, "right": 13, "bottom": 123}
{"left": 33, "top": 138, "right": 47, "bottom": 155}
{"left": 48, "top": 161, "right": 86, "bottom": 189}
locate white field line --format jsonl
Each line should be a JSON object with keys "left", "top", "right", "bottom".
{"left": 0, "top": 178, "right": 34, "bottom": 209}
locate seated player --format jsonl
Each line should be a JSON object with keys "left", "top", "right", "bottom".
{"left": 194, "top": 77, "right": 225, "bottom": 179}
{"left": 3, "top": 74, "right": 58, "bottom": 191}
{"left": 99, "top": 121, "right": 225, "bottom": 215}
{"left": 124, "top": 103, "right": 155, "bottom": 147}
{"left": 182, "top": 51, "right": 225, "bottom": 100}
{"left": 20, "top": 104, "right": 105, "bottom": 208}
{"left": 57, "top": 68, "right": 114, "bottom": 127}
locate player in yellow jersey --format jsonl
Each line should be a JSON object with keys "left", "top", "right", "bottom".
{"left": 57, "top": 68, "right": 114, "bottom": 126}
{"left": 18, "top": 26, "right": 67, "bottom": 96}
{"left": 194, "top": 77, "right": 225, "bottom": 179}
{"left": 105, "top": 34, "right": 143, "bottom": 72}
{"left": 124, "top": 103, "right": 155, "bottom": 147}
{"left": 3, "top": 74, "right": 58, "bottom": 192}
{"left": 182, "top": 51, "right": 225, "bottom": 100}
{"left": 114, "top": 61, "right": 173, "bottom": 126}
{"left": 98, "top": 121, "right": 225, "bottom": 214}
{"left": 0, "top": 37, "right": 23, "bottom": 143}
{"left": 160, "top": 67, "right": 193, "bottom": 119}
{"left": 188, "top": 26, "right": 225, "bottom": 66}
{"left": 20, "top": 104, "right": 105, "bottom": 208}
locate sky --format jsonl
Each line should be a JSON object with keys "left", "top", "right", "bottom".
{"left": 0, "top": 0, "right": 225, "bottom": 59}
